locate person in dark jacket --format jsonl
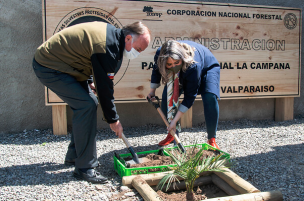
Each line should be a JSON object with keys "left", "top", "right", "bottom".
{"left": 33, "top": 21, "right": 151, "bottom": 184}
{"left": 147, "top": 40, "right": 220, "bottom": 149}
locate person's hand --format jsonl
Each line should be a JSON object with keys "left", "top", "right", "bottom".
{"left": 89, "top": 82, "right": 97, "bottom": 95}
{"left": 147, "top": 88, "right": 156, "bottom": 101}
{"left": 167, "top": 111, "right": 183, "bottom": 134}
{"left": 167, "top": 120, "right": 177, "bottom": 134}
{"left": 110, "top": 120, "right": 123, "bottom": 138}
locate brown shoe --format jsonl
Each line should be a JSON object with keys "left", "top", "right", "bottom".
{"left": 208, "top": 138, "right": 220, "bottom": 149}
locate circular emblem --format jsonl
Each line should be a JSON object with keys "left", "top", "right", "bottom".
{"left": 284, "top": 13, "right": 297, "bottom": 30}
{"left": 54, "top": 7, "right": 128, "bottom": 85}
{"left": 54, "top": 7, "right": 123, "bottom": 34}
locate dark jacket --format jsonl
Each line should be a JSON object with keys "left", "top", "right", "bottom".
{"left": 151, "top": 40, "right": 220, "bottom": 113}
{"left": 35, "top": 22, "right": 125, "bottom": 123}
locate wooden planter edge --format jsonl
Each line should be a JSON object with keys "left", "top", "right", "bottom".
{"left": 123, "top": 169, "right": 283, "bottom": 201}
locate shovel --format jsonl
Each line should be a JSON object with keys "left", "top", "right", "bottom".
{"left": 147, "top": 96, "right": 186, "bottom": 153}
{"left": 121, "top": 133, "right": 151, "bottom": 165}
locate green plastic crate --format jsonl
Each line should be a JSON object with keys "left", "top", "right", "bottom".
{"left": 113, "top": 149, "right": 176, "bottom": 177}
{"left": 113, "top": 143, "right": 230, "bottom": 177}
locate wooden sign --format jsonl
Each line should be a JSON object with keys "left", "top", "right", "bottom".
{"left": 42, "top": 0, "right": 301, "bottom": 104}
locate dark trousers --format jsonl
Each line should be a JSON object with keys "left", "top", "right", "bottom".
{"left": 161, "top": 86, "right": 219, "bottom": 139}
{"left": 32, "top": 59, "right": 99, "bottom": 169}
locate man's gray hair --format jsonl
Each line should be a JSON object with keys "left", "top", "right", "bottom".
{"left": 122, "top": 21, "right": 151, "bottom": 41}
{"left": 157, "top": 40, "right": 195, "bottom": 84}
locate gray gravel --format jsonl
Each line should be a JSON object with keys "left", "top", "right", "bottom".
{"left": 1, "top": 117, "right": 304, "bottom": 200}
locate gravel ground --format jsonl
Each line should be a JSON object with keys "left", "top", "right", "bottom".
{"left": 1, "top": 117, "right": 304, "bottom": 201}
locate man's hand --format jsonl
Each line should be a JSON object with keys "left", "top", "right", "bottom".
{"left": 89, "top": 82, "right": 97, "bottom": 95}
{"left": 110, "top": 120, "right": 123, "bottom": 138}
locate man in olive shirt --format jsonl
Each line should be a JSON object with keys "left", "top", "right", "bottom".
{"left": 33, "top": 21, "right": 151, "bottom": 183}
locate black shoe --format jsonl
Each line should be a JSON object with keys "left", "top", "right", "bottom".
{"left": 64, "top": 158, "right": 75, "bottom": 166}
{"left": 73, "top": 168, "right": 107, "bottom": 184}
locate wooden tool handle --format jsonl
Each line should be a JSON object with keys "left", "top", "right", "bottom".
{"left": 153, "top": 103, "right": 185, "bottom": 153}
{"left": 121, "top": 133, "right": 140, "bottom": 164}
{"left": 157, "top": 108, "right": 170, "bottom": 127}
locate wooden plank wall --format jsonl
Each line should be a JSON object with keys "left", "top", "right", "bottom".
{"left": 41, "top": 0, "right": 301, "bottom": 134}
{"left": 43, "top": 0, "right": 301, "bottom": 104}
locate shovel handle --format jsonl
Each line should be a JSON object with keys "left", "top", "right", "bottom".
{"left": 147, "top": 96, "right": 176, "bottom": 137}
{"left": 121, "top": 133, "right": 140, "bottom": 164}
{"left": 156, "top": 108, "right": 181, "bottom": 141}
{"left": 121, "top": 133, "right": 132, "bottom": 148}
{"left": 147, "top": 96, "right": 186, "bottom": 153}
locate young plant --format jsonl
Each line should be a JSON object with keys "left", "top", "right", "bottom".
{"left": 157, "top": 145, "right": 230, "bottom": 201}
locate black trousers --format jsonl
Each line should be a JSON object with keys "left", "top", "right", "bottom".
{"left": 32, "top": 58, "right": 99, "bottom": 169}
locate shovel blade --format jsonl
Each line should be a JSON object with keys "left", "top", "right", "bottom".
{"left": 126, "top": 157, "right": 151, "bottom": 165}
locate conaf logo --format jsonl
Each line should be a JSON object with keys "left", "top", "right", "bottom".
{"left": 143, "top": 6, "right": 162, "bottom": 18}
{"left": 143, "top": 6, "right": 153, "bottom": 12}
{"left": 284, "top": 13, "right": 297, "bottom": 30}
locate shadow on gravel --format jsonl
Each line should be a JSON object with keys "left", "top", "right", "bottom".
{"left": 231, "top": 143, "right": 304, "bottom": 199}
{"left": 0, "top": 145, "right": 163, "bottom": 187}
{"left": 0, "top": 162, "right": 77, "bottom": 187}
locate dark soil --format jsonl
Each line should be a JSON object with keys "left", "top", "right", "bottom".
{"left": 129, "top": 154, "right": 174, "bottom": 167}
{"left": 156, "top": 184, "right": 227, "bottom": 201}
{"left": 126, "top": 147, "right": 220, "bottom": 168}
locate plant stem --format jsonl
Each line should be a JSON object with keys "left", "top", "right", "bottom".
{"left": 186, "top": 192, "right": 195, "bottom": 201}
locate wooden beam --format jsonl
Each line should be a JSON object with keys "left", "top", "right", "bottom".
{"left": 275, "top": 97, "right": 294, "bottom": 121}
{"left": 52, "top": 105, "right": 67, "bottom": 135}
{"left": 181, "top": 107, "right": 192, "bottom": 128}
{"left": 211, "top": 174, "right": 239, "bottom": 196}
{"left": 214, "top": 169, "right": 260, "bottom": 194}
{"left": 204, "top": 191, "right": 283, "bottom": 201}
{"left": 123, "top": 171, "right": 174, "bottom": 188}
{"left": 132, "top": 176, "right": 162, "bottom": 201}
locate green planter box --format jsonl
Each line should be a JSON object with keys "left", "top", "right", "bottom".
{"left": 113, "top": 143, "right": 230, "bottom": 178}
